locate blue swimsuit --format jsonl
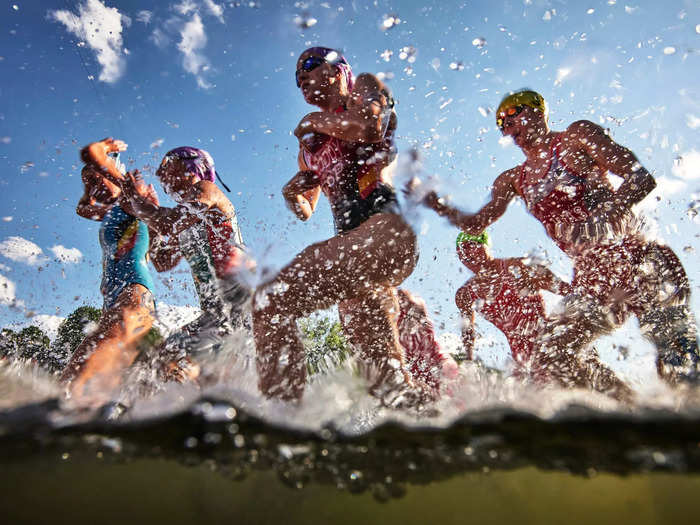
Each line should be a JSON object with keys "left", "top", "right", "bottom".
{"left": 99, "top": 205, "right": 154, "bottom": 308}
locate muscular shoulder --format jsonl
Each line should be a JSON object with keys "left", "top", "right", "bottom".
{"left": 562, "top": 120, "right": 608, "bottom": 144}
{"left": 192, "top": 180, "right": 234, "bottom": 216}
{"left": 353, "top": 73, "right": 393, "bottom": 104}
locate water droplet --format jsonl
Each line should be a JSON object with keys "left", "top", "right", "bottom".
{"left": 696, "top": 24, "right": 700, "bottom": 34}
{"left": 449, "top": 61, "right": 464, "bottom": 71}
{"left": 381, "top": 14, "right": 400, "bottom": 31}
{"left": 398, "top": 46, "right": 416, "bottom": 62}
{"left": 663, "top": 46, "right": 677, "bottom": 55}
{"left": 472, "top": 37, "right": 486, "bottom": 48}
{"left": 587, "top": 8, "right": 595, "bottom": 14}
{"left": 294, "top": 13, "right": 317, "bottom": 29}
{"left": 380, "top": 49, "right": 393, "bottom": 62}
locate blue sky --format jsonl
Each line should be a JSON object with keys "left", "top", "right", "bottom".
{"left": 1, "top": 0, "right": 699, "bottom": 378}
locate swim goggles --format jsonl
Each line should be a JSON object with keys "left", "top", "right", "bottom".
{"left": 496, "top": 105, "right": 525, "bottom": 130}
{"left": 496, "top": 90, "right": 548, "bottom": 129}
{"left": 296, "top": 53, "right": 344, "bottom": 87}
{"left": 456, "top": 231, "right": 489, "bottom": 247}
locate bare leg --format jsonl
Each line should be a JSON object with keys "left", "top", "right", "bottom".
{"left": 532, "top": 294, "right": 633, "bottom": 401}
{"left": 253, "top": 213, "right": 417, "bottom": 401}
{"left": 60, "top": 284, "right": 154, "bottom": 405}
{"left": 455, "top": 284, "right": 475, "bottom": 361}
{"left": 338, "top": 288, "right": 415, "bottom": 402}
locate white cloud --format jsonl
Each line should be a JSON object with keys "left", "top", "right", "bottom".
{"left": 136, "top": 10, "right": 153, "bottom": 24}
{"left": 49, "top": 245, "right": 83, "bottom": 264}
{"left": 0, "top": 274, "right": 19, "bottom": 306}
{"left": 686, "top": 114, "right": 700, "bottom": 130}
{"left": 150, "top": 27, "right": 169, "bottom": 48}
{"left": 49, "top": 0, "right": 128, "bottom": 83}
{"left": 178, "top": 13, "right": 213, "bottom": 89}
{"left": 175, "top": 0, "right": 198, "bottom": 15}
{"left": 0, "top": 237, "right": 48, "bottom": 266}
{"left": 9, "top": 314, "right": 65, "bottom": 340}
{"left": 203, "top": 0, "right": 225, "bottom": 23}
{"left": 671, "top": 150, "right": 700, "bottom": 181}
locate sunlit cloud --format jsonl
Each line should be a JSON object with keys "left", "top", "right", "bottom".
{"left": 202, "top": 0, "right": 225, "bottom": 23}
{"left": 49, "top": 0, "right": 128, "bottom": 84}
{"left": 150, "top": 27, "right": 169, "bottom": 48}
{"left": 178, "top": 13, "right": 213, "bottom": 89}
{"left": 686, "top": 114, "right": 700, "bottom": 130}
{"left": 8, "top": 314, "right": 65, "bottom": 340}
{"left": 0, "top": 237, "right": 48, "bottom": 266}
{"left": 136, "top": 10, "right": 153, "bottom": 25}
{"left": 175, "top": 0, "right": 198, "bottom": 16}
{"left": 49, "top": 245, "right": 83, "bottom": 264}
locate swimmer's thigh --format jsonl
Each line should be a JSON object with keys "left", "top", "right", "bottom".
{"left": 260, "top": 213, "right": 417, "bottom": 316}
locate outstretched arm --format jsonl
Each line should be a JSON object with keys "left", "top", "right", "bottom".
{"left": 295, "top": 73, "right": 394, "bottom": 143}
{"left": 148, "top": 229, "right": 182, "bottom": 273}
{"left": 80, "top": 137, "right": 127, "bottom": 185}
{"left": 568, "top": 120, "right": 656, "bottom": 212}
{"left": 412, "top": 168, "right": 519, "bottom": 235}
{"left": 120, "top": 171, "right": 211, "bottom": 237}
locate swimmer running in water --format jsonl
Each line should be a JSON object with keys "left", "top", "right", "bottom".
{"left": 253, "top": 47, "right": 420, "bottom": 404}
{"left": 452, "top": 231, "right": 631, "bottom": 399}
{"left": 411, "top": 89, "right": 699, "bottom": 389}
{"left": 118, "top": 147, "right": 251, "bottom": 382}
{"left": 60, "top": 138, "right": 159, "bottom": 404}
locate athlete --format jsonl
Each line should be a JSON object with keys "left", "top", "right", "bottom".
{"left": 253, "top": 47, "right": 420, "bottom": 404}
{"left": 396, "top": 289, "right": 459, "bottom": 397}
{"left": 452, "top": 231, "right": 631, "bottom": 399}
{"left": 414, "top": 89, "right": 699, "bottom": 387}
{"left": 60, "top": 138, "right": 158, "bottom": 404}
{"left": 118, "top": 147, "right": 251, "bottom": 381}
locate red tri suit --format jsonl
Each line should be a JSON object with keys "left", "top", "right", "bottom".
{"left": 299, "top": 107, "right": 400, "bottom": 233}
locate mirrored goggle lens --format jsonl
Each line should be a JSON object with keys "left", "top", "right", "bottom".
{"left": 496, "top": 106, "right": 524, "bottom": 129}
{"left": 295, "top": 56, "right": 327, "bottom": 87}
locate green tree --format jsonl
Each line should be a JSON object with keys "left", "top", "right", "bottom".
{"left": 50, "top": 305, "right": 102, "bottom": 372}
{"left": 0, "top": 328, "right": 19, "bottom": 359}
{"left": 14, "top": 326, "right": 50, "bottom": 361}
{"left": 299, "top": 316, "right": 351, "bottom": 375}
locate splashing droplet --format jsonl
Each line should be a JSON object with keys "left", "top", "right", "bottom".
{"left": 449, "top": 61, "right": 464, "bottom": 71}
{"left": 380, "top": 49, "right": 393, "bottom": 62}
{"left": 381, "top": 14, "right": 400, "bottom": 31}
{"left": 663, "top": 46, "right": 677, "bottom": 55}
{"left": 294, "top": 13, "right": 317, "bottom": 30}
{"left": 472, "top": 37, "right": 486, "bottom": 48}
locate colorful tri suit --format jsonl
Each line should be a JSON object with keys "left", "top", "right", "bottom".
{"left": 99, "top": 204, "right": 154, "bottom": 308}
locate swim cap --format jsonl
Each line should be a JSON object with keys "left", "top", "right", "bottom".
{"left": 456, "top": 231, "right": 489, "bottom": 247}
{"left": 162, "top": 146, "right": 216, "bottom": 183}
{"left": 300, "top": 47, "right": 355, "bottom": 92}
{"left": 496, "top": 90, "right": 548, "bottom": 124}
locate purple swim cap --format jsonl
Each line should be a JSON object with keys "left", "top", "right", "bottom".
{"left": 162, "top": 146, "right": 216, "bottom": 183}
{"left": 300, "top": 47, "right": 355, "bottom": 92}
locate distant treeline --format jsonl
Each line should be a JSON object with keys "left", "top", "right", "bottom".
{"left": 1, "top": 306, "right": 349, "bottom": 376}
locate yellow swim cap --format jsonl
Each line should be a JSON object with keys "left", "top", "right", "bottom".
{"left": 496, "top": 90, "right": 548, "bottom": 129}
